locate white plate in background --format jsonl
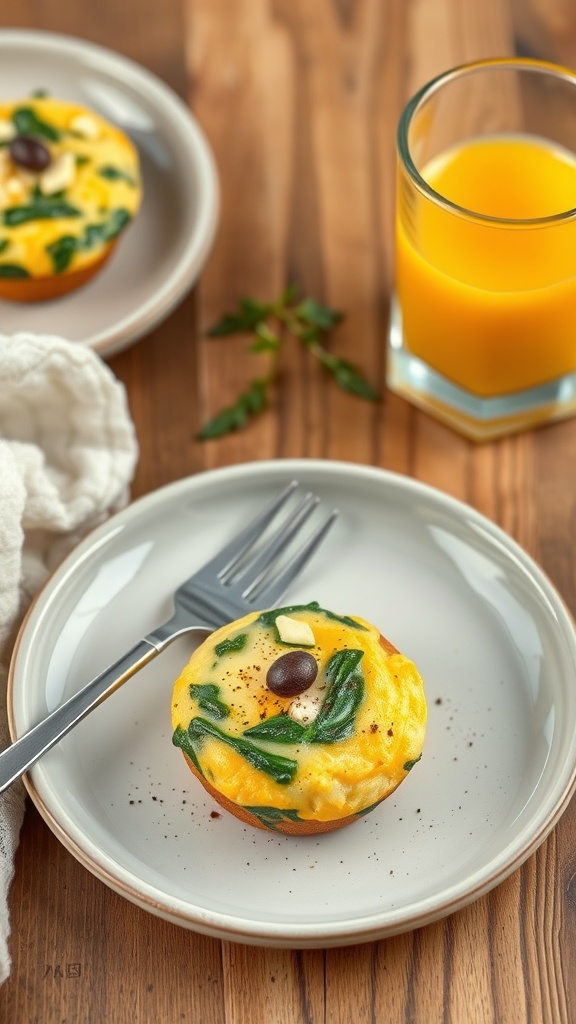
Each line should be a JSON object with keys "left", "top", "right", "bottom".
{"left": 0, "top": 29, "right": 218, "bottom": 357}
{"left": 9, "top": 460, "right": 576, "bottom": 947}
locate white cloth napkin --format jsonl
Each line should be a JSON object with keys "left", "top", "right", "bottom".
{"left": 0, "top": 332, "right": 138, "bottom": 984}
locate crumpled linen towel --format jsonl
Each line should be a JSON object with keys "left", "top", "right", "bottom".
{"left": 0, "top": 332, "right": 138, "bottom": 984}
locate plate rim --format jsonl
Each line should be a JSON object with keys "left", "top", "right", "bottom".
{"left": 9, "top": 458, "right": 576, "bottom": 946}
{"left": 0, "top": 27, "right": 219, "bottom": 357}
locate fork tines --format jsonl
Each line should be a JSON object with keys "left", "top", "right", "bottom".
{"left": 208, "top": 480, "right": 338, "bottom": 606}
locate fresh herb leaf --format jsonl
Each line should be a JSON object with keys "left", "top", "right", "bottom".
{"left": 403, "top": 754, "right": 422, "bottom": 772}
{"left": 197, "top": 404, "right": 247, "bottom": 439}
{"left": 11, "top": 106, "right": 60, "bottom": 141}
{"left": 243, "top": 714, "right": 308, "bottom": 744}
{"left": 199, "top": 284, "right": 379, "bottom": 438}
{"left": 308, "top": 649, "right": 365, "bottom": 744}
{"left": 330, "top": 358, "right": 380, "bottom": 399}
{"left": 214, "top": 633, "right": 248, "bottom": 657}
{"left": 295, "top": 297, "right": 343, "bottom": 331}
{"left": 306, "top": 342, "right": 380, "bottom": 400}
{"left": 197, "top": 378, "right": 269, "bottom": 439}
{"left": 187, "top": 717, "right": 298, "bottom": 784}
{"left": 190, "top": 684, "right": 230, "bottom": 721}
{"left": 240, "top": 296, "right": 271, "bottom": 319}
{"left": 0, "top": 264, "right": 30, "bottom": 278}
{"left": 249, "top": 321, "right": 280, "bottom": 353}
{"left": 280, "top": 282, "right": 299, "bottom": 304}
{"left": 207, "top": 298, "right": 270, "bottom": 336}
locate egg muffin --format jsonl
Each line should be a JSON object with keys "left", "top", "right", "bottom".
{"left": 0, "top": 96, "right": 142, "bottom": 301}
{"left": 171, "top": 601, "right": 427, "bottom": 834}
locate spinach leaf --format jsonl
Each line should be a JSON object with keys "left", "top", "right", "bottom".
{"left": 356, "top": 798, "right": 385, "bottom": 817}
{"left": 258, "top": 601, "right": 366, "bottom": 631}
{"left": 172, "top": 725, "right": 204, "bottom": 776}
{"left": 214, "top": 633, "right": 248, "bottom": 657}
{"left": 46, "top": 235, "right": 77, "bottom": 273}
{"left": 82, "top": 208, "right": 132, "bottom": 248}
{"left": 45, "top": 209, "right": 133, "bottom": 273}
{"left": 99, "top": 207, "right": 132, "bottom": 241}
{"left": 244, "top": 650, "right": 366, "bottom": 747}
{"left": 0, "top": 264, "right": 30, "bottom": 278}
{"left": 258, "top": 602, "right": 321, "bottom": 626}
{"left": 187, "top": 717, "right": 297, "bottom": 784}
{"left": 243, "top": 806, "right": 303, "bottom": 830}
{"left": 321, "top": 608, "right": 367, "bottom": 630}
{"left": 97, "top": 165, "right": 137, "bottom": 186}
{"left": 245, "top": 650, "right": 367, "bottom": 747}
{"left": 403, "top": 754, "right": 422, "bottom": 772}
{"left": 308, "top": 649, "right": 365, "bottom": 743}
{"left": 189, "top": 683, "right": 230, "bottom": 721}
{"left": 243, "top": 714, "right": 308, "bottom": 744}
{"left": 3, "top": 200, "right": 81, "bottom": 228}
{"left": 11, "top": 106, "right": 60, "bottom": 141}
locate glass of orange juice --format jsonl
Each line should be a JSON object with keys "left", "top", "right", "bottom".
{"left": 388, "top": 58, "right": 576, "bottom": 440}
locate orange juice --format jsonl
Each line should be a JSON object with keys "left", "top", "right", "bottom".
{"left": 396, "top": 135, "right": 576, "bottom": 396}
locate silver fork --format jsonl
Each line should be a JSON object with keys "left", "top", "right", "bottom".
{"left": 0, "top": 480, "right": 338, "bottom": 793}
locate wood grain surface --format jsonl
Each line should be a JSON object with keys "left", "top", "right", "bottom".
{"left": 2, "top": 1, "right": 576, "bottom": 1022}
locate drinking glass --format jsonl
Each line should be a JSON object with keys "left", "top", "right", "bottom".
{"left": 388, "top": 58, "right": 576, "bottom": 440}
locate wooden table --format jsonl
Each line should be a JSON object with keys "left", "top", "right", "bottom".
{"left": 3, "top": 1, "right": 576, "bottom": 1021}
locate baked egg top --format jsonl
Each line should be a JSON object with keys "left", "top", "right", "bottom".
{"left": 0, "top": 97, "right": 142, "bottom": 280}
{"left": 171, "top": 602, "right": 427, "bottom": 824}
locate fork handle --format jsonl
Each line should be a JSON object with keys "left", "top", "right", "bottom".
{"left": 0, "top": 639, "right": 159, "bottom": 794}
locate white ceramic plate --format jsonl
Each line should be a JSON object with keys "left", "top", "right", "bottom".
{"left": 0, "top": 29, "right": 218, "bottom": 357}
{"left": 9, "top": 460, "right": 576, "bottom": 947}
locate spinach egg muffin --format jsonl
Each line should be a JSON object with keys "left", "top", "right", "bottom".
{"left": 0, "top": 97, "right": 142, "bottom": 301}
{"left": 171, "top": 602, "right": 427, "bottom": 834}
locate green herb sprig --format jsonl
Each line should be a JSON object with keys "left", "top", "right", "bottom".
{"left": 198, "top": 284, "right": 379, "bottom": 440}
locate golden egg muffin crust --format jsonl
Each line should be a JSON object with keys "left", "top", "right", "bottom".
{"left": 171, "top": 602, "right": 427, "bottom": 834}
{"left": 0, "top": 97, "right": 142, "bottom": 300}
